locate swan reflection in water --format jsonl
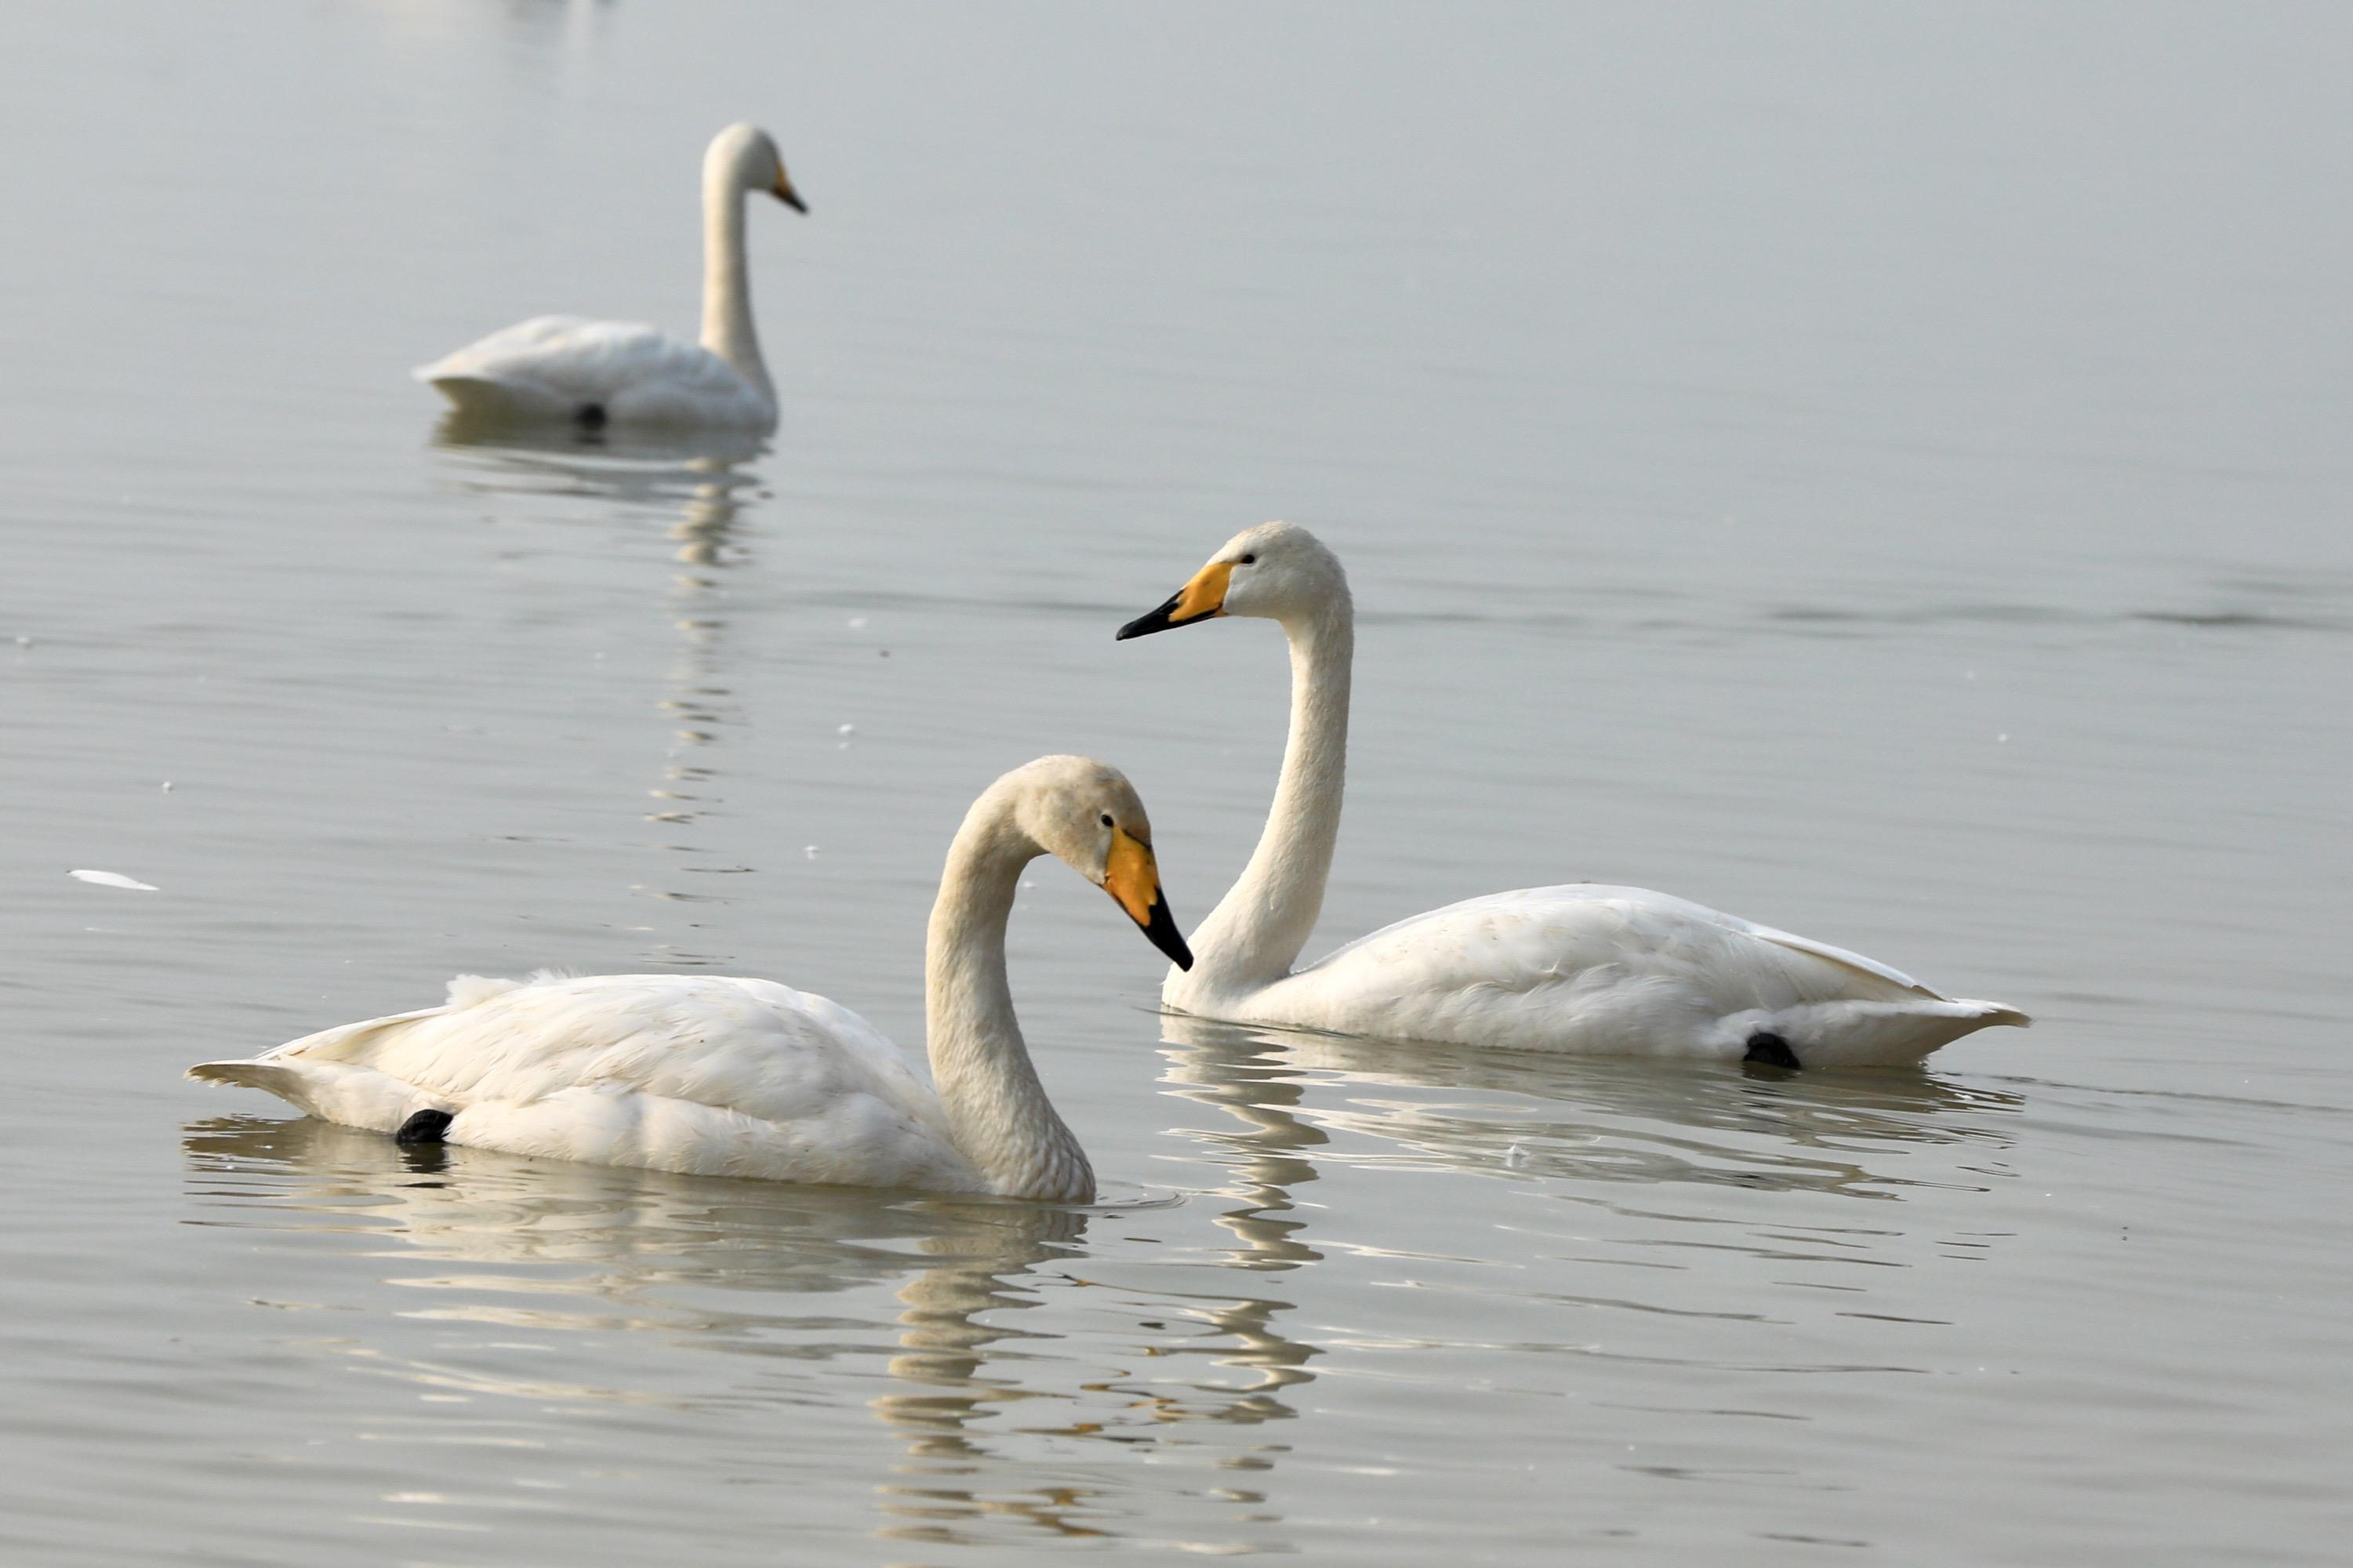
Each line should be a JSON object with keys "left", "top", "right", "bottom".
{"left": 179, "top": 1006, "right": 2021, "bottom": 1551}
{"left": 430, "top": 405, "right": 769, "bottom": 468}
{"left": 183, "top": 1115, "right": 965, "bottom": 1322}
{"left": 846, "top": 1030, "right": 1335, "bottom": 1544}
{"left": 1153, "top": 1011, "right": 2025, "bottom": 1203}
{"left": 428, "top": 418, "right": 768, "bottom": 964}
{"left": 180, "top": 1109, "right": 1325, "bottom": 1554}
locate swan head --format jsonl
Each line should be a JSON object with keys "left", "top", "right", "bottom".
{"left": 706, "top": 122, "right": 807, "bottom": 213}
{"left": 1115, "top": 521, "right": 1345, "bottom": 637}
{"left": 1004, "top": 756, "right": 1193, "bottom": 971}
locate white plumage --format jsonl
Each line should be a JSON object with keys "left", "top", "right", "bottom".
{"left": 414, "top": 123, "right": 805, "bottom": 433}
{"left": 189, "top": 757, "right": 1195, "bottom": 1200}
{"left": 1116, "top": 523, "right": 2027, "bottom": 1068}
{"left": 187, "top": 973, "right": 971, "bottom": 1189}
{"left": 1241, "top": 885, "right": 2024, "bottom": 1069}
{"left": 419, "top": 318, "right": 771, "bottom": 428}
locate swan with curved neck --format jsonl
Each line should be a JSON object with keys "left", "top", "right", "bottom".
{"left": 188, "top": 757, "right": 1191, "bottom": 1202}
{"left": 1117, "top": 522, "right": 2027, "bottom": 1069}
{"left": 414, "top": 122, "right": 805, "bottom": 433}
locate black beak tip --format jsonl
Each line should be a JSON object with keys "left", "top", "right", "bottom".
{"left": 1117, "top": 593, "right": 1183, "bottom": 641}
{"left": 1142, "top": 897, "right": 1193, "bottom": 970}
{"left": 779, "top": 191, "right": 808, "bottom": 213}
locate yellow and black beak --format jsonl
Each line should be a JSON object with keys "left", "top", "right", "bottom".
{"left": 773, "top": 173, "right": 808, "bottom": 214}
{"left": 1103, "top": 827, "right": 1193, "bottom": 970}
{"left": 1116, "top": 560, "right": 1232, "bottom": 640}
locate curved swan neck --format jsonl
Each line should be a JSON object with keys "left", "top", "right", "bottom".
{"left": 698, "top": 165, "right": 772, "bottom": 402}
{"left": 1189, "top": 590, "right": 1354, "bottom": 989}
{"left": 924, "top": 794, "right": 1094, "bottom": 1203}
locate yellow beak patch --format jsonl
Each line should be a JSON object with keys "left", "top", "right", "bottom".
{"left": 1169, "top": 560, "right": 1233, "bottom": 625}
{"left": 1103, "top": 827, "right": 1161, "bottom": 926}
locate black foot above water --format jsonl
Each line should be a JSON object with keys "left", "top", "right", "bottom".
{"left": 1743, "top": 1032, "right": 1801, "bottom": 1069}
{"left": 395, "top": 1108, "right": 455, "bottom": 1145}
{"left": 574, "top": 402, "right": 608, "bottom": 430}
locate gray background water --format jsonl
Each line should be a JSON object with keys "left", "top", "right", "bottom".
{"left": 3, "top": 2, "right": 2349, "bottom": 1563}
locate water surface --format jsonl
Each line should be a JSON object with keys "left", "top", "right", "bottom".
{"left": 2, "top": 3, "right": 2349, "bottom": 1563}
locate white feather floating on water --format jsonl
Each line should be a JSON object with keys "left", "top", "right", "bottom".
{"left": 70, "top": 869, "right": 158, "bottom": 891}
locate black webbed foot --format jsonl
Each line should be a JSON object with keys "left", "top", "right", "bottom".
{"left": 1743, "top": 1032, "right": 1801, "bottom": 1070}
{"left": 395, "top": 1108, "right": 455, "bottom": 1145}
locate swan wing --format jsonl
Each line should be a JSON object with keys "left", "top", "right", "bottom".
{"left": 1558, "top": 886, "right": 1937, "bottom": 995}
{"left": 188, "top": 973, "right": 977, "bottom": 1188}
{"left": 414, "top": 318, "right": 770, "bottom": 426}
{"left": 1259, "top": 885, "right": 2024, "bottom": 1065}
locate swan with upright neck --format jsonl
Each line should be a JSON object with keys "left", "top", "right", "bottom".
{"left": 414, "top": 123, "right": 804, "bottom": 433}
{"left": 1117, "top": 522, "right": 2027, "bottom": 1069}
{"left": 187, "top": 757, "right": 1192, "bottom": 1202}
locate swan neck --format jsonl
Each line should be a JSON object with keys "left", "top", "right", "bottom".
{"left": 924, "top": 799, "right": 1093, "bottom": 1203}
{"left": 699, "top": 171, "right": 772, "bottom": 401}
{"left": 1193, "top": 593, "right": 1353, "bottom": 988}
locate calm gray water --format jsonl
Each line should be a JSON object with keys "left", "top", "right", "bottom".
{"left": 4, "top": 3, "right": 2350, "bottom": 1563}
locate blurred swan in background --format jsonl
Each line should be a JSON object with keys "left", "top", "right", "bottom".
{"left": 1117, "top": 522, "right": 2026, "bottom": 1069}
{"left": 415, "top": 122, "right": 805, "bottom": 433}
{"left": 189, "top": 757, "right": 1193, "bottom": 1202}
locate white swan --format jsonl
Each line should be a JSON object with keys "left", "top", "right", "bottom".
{"left": 413, "top": 122, "right": 805, "bottom": 433}
{"left": 187, "top": 757, "right": 1192, "bottom": 1202}
{"left": 1116, "top": 523, "right": 2027, "bottom": 1069}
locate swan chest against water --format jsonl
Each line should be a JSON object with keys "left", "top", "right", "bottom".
{"left": 413, "top": 122, "right": 804, "bottom": 433}
{"left": 189, "top": 757, "right": 1196, "bottom": 1200}
{"left": 1117, "top": 522, "right": 2028, "bottom": 1069}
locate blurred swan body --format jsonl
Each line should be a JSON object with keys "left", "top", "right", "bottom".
{"left": 1117, "top": 523, "right": 2026, "bottom": 1069}
{"left": 413, "top": 123, "right": 805, "bottom": 433}
{"left": 188, "top": 757, "right": 1193, "bottom": 1202}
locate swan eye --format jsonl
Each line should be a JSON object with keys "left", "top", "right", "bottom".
{"left": 1237, "top": 553, "right": 1256, "bottom": 564}
{"left": 1100, "top": 814, "right": 1115, "bottom": 829}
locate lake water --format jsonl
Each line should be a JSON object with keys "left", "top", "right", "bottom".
{"left": 3, "top": 2, "right": 2350, "bottom": 1563}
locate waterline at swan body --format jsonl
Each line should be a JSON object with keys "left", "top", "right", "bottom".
{"left": 187, "top": 757, "right": 1192, "bottom": 1203}
{"left": 413, "top": 123, "right": 805, "bottom": 433}
{"left": 1116, "top": 522, "right": 2026, "bottom": 1069}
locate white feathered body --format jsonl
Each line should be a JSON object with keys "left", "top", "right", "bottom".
{"left": 413, "top": 317, "right": 776, "bottom": 430}
{"left": 1172, "top": 884, "right": 2027, "bottom": 1069}
{"left": 1130, "top": 523, "right": 2026, "bottom": 1069}
{"left": 189, "top": 973, "right": 984, "bottom": 1189}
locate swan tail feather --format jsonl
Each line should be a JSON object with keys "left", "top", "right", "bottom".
{"left": 184, "top": 1058, "right": 349, "bottom": 1122}
{"left": 187, "top": 1053, "right": 438, "bottom": 1134}
{"left": 416, "top": 371, "right": 566, "bottom": 420}
{"left": 184, "top": 977, "right": 531, "bottom": 1128}
{"left": 186, "top": 1058, "right": 303, "bottom": 1095}
{"left": 1950, "top": 998, "right": 2032, "bottom": 1029}
{"left": 1748, "top": 995, "right": 2030, "bottom": 1068}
